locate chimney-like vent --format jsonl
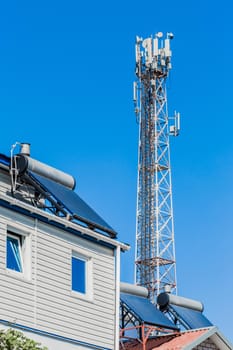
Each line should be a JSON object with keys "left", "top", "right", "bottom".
{"left": 164, "top": 284, "right": 172, "bottom": 293}
{"left": 20, "top": 143, "right": 31, "bottom": 157}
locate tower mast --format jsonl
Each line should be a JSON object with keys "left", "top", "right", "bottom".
{"left": 134, "top": 33, "right": 180, "bottom": 302}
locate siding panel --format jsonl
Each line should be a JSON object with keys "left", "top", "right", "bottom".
{"left": 36, "top": 294, "right": 114, "bottom": 323}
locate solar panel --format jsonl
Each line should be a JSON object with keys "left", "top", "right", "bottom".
{"left": 29, "top": 172, "right": 117, "bottom": 237}
{"left": 169, "top": 304, "right": 213, "bottom": 329}
{"left": 120, "top": 293, "right": 178, "bottom": 330}
{"left": 0, "top": 154, "right": 10, "bottom": 167}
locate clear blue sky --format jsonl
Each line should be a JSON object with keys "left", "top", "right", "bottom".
{"left": 0, "top": 0, "right": 232, "bottom": 343}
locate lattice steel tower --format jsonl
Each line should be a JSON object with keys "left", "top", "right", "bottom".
{"left": 134, "top": 32, "right": 180, "bottom": 302}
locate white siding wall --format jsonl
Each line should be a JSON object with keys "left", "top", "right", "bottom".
{"left": 0, "top": 173, "right": 117, "bottom": 349}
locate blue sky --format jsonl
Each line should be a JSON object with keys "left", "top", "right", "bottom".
{"left": 0, "top": 0, "right": 232, "bottom": 342}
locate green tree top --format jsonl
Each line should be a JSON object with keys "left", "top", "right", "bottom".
{"left": 0, "top": 329, "right": 48, "bottom": 350}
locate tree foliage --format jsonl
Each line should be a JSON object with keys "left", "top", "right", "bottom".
{"left": 0, "top": 329, "right": 48, "bottom": 350}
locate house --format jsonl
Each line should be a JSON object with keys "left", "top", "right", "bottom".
{"left": 0, "top": 143, "right": 129, "bottom": 350}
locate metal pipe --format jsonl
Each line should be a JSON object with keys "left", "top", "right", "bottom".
{"left": 19, "top": 143, "right": 31, "bottom": 156}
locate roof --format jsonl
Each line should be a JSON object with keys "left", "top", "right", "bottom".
{"left": 153, "top": 328, "right": 212, "bottom": 350}
{"left": 0, "top": 153, "right": 130, "bottom": 251}
{"left": 29, "top": 171, "right": 116, "bottom": 237}
{"left": 120, "top": 327, "right": 233, "bottom": 350}
{"left": 0, "top": 153, "right": 116, "bottom": 236}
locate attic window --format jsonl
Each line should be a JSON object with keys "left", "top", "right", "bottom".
{"left": 6, "top": 234, "right": 23, "bottom": 273}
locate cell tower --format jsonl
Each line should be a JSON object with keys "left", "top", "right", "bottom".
{"left": 134, "top": 32, "right": 180, "bottom": 303}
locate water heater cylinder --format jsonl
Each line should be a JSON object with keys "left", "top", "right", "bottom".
{"left": 16, "top": 154, "right": 76, "bottom": 190}
{"left": 157, "top": 292, "right": 204, "bottom": 312}
{"left": 120, "top": 282, "right": 148, "bottom": 298}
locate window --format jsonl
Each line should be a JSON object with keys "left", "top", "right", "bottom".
{"left": 72, "top": 256, "right": 86, "bottom": 293}
{"left": 71, "top": 251, "right": 92, "bottom": 299}
{"left": 6, "top": 229, "right": 31, "bottom": 279}
{"left": 7, "top": 234, "right": 23, "bottom": 273}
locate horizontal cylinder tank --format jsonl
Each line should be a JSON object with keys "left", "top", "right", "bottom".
{"left": 157, "top": 292, "right": 204, "bottom": 312}
{"left": 120, "top": 282, "right": 148, "bottom": 298}
{"left": 16, "top": 154, "right": 76, "bottom": 190}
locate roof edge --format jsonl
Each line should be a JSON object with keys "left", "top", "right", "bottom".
{"left": 184, "top": 327, "right": 232, "bottom": 350}
{"left": 210, "top": 327, "right": 233, "bottom": 350}
{"left": 0, "top": 193, "right": 130, "bottom": 252}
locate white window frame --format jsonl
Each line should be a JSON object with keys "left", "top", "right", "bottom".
{"left": 6, "top": 228, "right": 31, "bottom": 280}
{"left": 71, "top": 250, "right": 93, "bottom": 301}
{"left": 6, "top": 233, "right": 24, "bottom": 273}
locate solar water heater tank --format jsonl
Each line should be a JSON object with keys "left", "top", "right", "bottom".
{"left": 157, "top": 292, "right": 204, "bottom": 312}
{"left": 16, "top": 154, "right": 76, "bottom": 190}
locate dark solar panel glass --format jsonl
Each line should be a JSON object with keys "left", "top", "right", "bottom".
{"left": 170, "top": 305, "right": 213, "bottom": 329}
{"left": 0, "top": 154, "right": 10, "bottom": 166}
{"left": 120, "top": 293, "right": 178, "bottom": 330}
{"left": 29, "top": 172, "right": 116, "bottom": 236}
